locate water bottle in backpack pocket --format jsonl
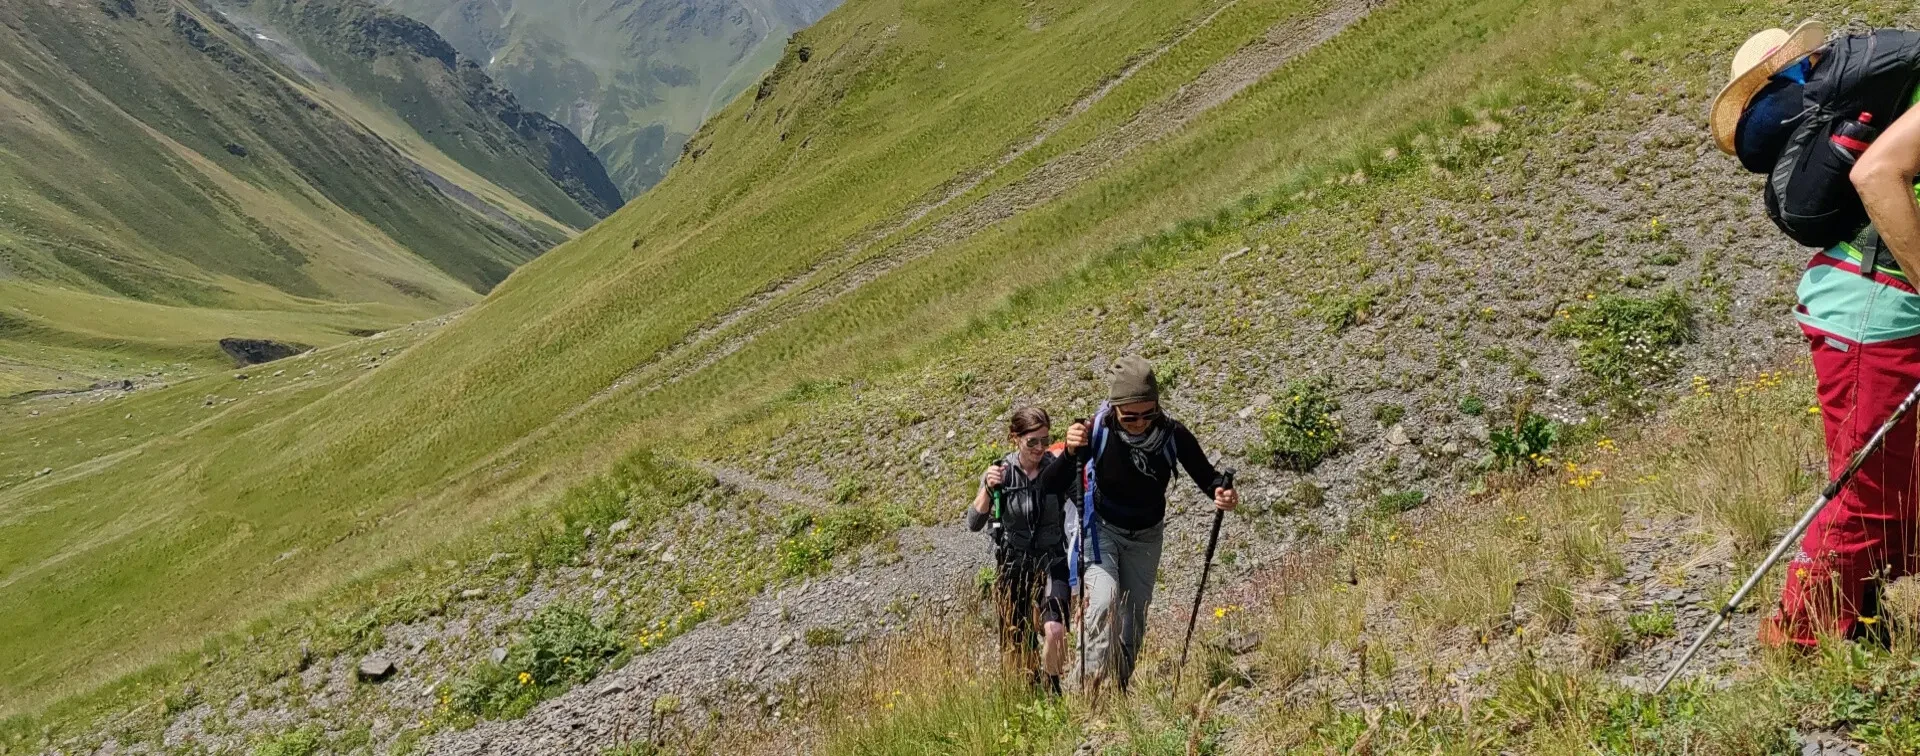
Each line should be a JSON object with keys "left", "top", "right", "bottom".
{"left": 1831, "top": 111, "right": 1882, "bottom": 159}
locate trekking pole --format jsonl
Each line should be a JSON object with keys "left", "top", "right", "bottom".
{"left": 1072, "top": 418, "right": 1090, "bottom": 692}
{"left": 1173, "top": 469, "right": 1234, "bottom": 701}
{"left": 989, "top": 462, "right": 1006, "bottom": 657}
{"left": 1655, "top": 379, "right": 1920, "bottom": 693}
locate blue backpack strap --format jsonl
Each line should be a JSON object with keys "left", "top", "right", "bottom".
{"left": 1081, "top": 402, "right": 1110, "bottom": 569}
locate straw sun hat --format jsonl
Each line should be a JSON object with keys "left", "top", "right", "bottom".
{"left": 1709, "top": 20, "right": 1830, "bottom": 155}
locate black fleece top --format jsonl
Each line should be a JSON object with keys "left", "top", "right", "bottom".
{"left": 1038, "top": 418, "right": 1224, "bottom": 531}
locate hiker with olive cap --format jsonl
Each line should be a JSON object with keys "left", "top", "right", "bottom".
{"left": 1711, "top": 21, "right": 1920, "bottom": 646}
{"left": 1037, "top": 355, "right": 1237, "bottom": 692}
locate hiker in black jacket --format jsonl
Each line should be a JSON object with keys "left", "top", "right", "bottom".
{"left": 966, "top": 406, "right": 1074, "bottom": 693}
{"left": 1040, "top": 355, "right": 1237, "bottom": 692}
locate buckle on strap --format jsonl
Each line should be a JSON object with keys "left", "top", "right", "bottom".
{"left": 1850, "top": 228, "right": 1908, "bottom": 281}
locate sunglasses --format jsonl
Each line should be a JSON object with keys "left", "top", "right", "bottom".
{"left": 1115, "top": 407, "right": 1164, "bottom": 424}
{"left": 1017, "top": 433, "right": 1050, "bottom": 450}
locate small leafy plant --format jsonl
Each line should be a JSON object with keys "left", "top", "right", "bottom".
{"left": 1253, "top": 377, "right": 1344, "bottom": 472}
{"left": 776, "top": 504, "right": 909, "bottom": 577}
{"left": 447, "top": 603, "right": 625, "bottom": 719}
{"left": 1376, "top": 489, "right": 1427, "bottom": 514}
{"left": 1628, "top": 606, "right": 1677, "bottom": 641}
{"left": 1488, "top": 407, "right": 1558, "bottom": 470}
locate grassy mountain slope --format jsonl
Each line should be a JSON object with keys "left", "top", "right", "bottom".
{"left": 381, "top": 0, "right": 839, "bottom": 193}
{"left": 0, "top": 0, "right": 560, "bottom": 388}
{"left": 0, "top": 0, "right": 1872, "bottom": 743}
{"left": 216, "top": 0, "right": 626, "bottom": 226}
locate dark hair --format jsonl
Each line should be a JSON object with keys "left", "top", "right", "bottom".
{"left": 1008, "top": 406, "right": 1050, "bottom": 437}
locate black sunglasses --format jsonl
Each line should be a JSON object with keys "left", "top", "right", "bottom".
{"left": 1114, "top": 407, "right": 1164, "bottom": 424}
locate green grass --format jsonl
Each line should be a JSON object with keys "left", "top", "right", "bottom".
{"left": 0, "top": 0, "right": 1870, "bottom": 735}
{"left": 0, "top": 0, "right": 569, "bottom": 390}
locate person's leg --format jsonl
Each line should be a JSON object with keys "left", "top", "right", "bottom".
{"left": 1109, "top": 521, "right": 1164, "bottom": 690}
{"left": 1080, "top": 538, "right": 1123, "bottom": 689}
{"left": 1766, "top": 326, "right": 1920, "bottom": 645}
{"left": 1010, "top": 556, "right": 1042, "bottom": 673}
{"left": 1039, "top": 553, "right": 1071, "bottom": 678}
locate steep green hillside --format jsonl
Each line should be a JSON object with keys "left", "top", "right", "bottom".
{"left": 0, "top": 0, "right": 1852, "bottom": 739}
{"left": 382, "top": 0, "right": 838, "bottom": 193}
{"left": 215, "top": 0, "right": 626, "bottom": 226}
{"left": 0, "top": 0, "right": 568, "bottom": 388}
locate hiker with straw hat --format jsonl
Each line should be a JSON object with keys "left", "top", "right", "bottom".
{"left": 1711, "top": 20, "right": 1920, "bottom": 648}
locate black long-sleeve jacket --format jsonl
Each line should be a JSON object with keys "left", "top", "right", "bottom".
{"left": 1037, "top": 418, "right": 1224, "bottom": 531}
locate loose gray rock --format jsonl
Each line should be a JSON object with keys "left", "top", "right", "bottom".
{"left": 1386, "top": 424, "right": 1412, "bottom": 446}
{"left": 357, "top": 657, "right": 395, "bottom": 682}
{"left": 608, "top": 519, "right": 633, "bottom": 535}
{"left": 460, "top": 588, "right": 486, "bottom": 600}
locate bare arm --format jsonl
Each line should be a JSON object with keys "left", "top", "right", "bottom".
{"left": 1852, "top": 107, "right": 1920, "bottom": 277}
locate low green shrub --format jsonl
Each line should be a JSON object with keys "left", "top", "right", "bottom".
{"left": 447, "top": 603, "right": 625, "bottom": 719}
{"left": 1489, "top": 410, "right": 1558, "bottom": 470}
{"left": 252, "top": 726, "right": 323, "bottom": 756}
{"left": 777, "top": 504, "right": 910, "bottom": 577}
{"left": 1253, "top": 377, "right": 1344, "bottom": 472}
{"left": 1550, "top": 291, "right": 1694, "bottom": 410}
{"left": 1376, "top": 489, "right": 1427, "bottom": 514}
{"left": 1627, "top": 607, "right": 1676, "bottom": 640}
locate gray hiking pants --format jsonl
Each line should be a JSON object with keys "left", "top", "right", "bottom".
{"left": 1082, "top": 518, "right": 1164, "bottom": 688}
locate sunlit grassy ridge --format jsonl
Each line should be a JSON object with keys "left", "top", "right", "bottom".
{"left": 0, "top": 0, "right": 1852, "bottom": 732}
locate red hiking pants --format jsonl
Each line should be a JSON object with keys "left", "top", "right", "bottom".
{"left": 1763, "top": 326, "right": 1920, "bottom": 646}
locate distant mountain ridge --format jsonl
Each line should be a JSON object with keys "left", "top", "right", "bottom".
{"left": 0, "top": 0, "right": 617, "bottom": 393}
{"left": 218, "top": 0, "right": 627, "bottom": 223}
{"left": 382, "top": 0, "right": 841, "bottom": 194}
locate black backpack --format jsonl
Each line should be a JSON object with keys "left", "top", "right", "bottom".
{"left": 1763, "top": 29, "right": 1920, "bottom": 253}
